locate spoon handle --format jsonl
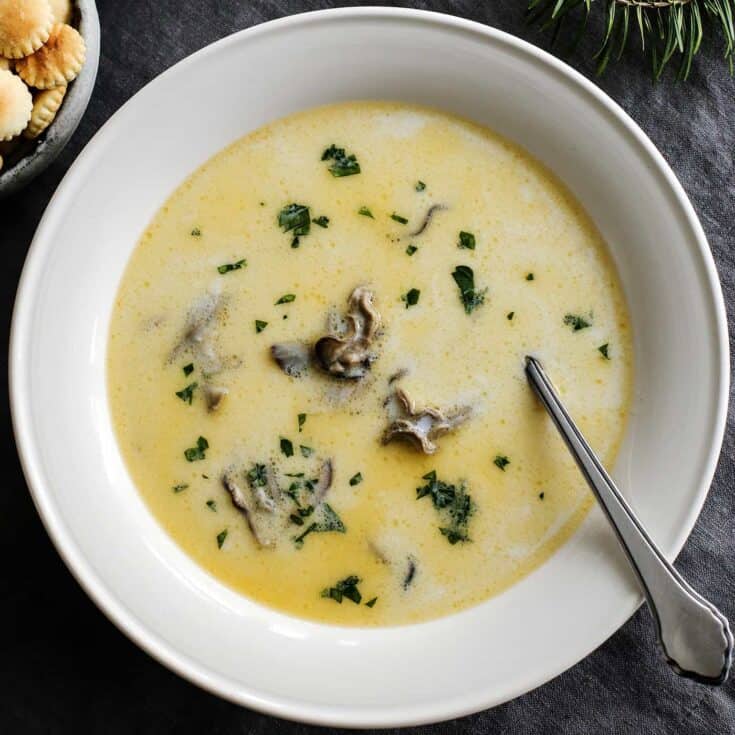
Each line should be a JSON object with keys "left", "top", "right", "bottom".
{"left": 525, "top": 356, "right": 732, "bottom": 684}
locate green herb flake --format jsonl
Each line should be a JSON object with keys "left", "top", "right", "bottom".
{"left": 278, "top": 203, "right": 310, "bottom": 234}
{"left": 494, "top": 455, "right": 510, "bottom": 471}
{"left": 206, "top": 499, "right": 217, "bottom": 511}
{"left": 275, "top": 293, "right": 296, "bottom": 305}
{"left": 255, "top": 320, "right": 268, "bottom": 333}
{"left": 365, "top": 597, "right": 378, "bottom": 608}
{"left": 175, "top": 382, "right": 198, "bottom": 405}
{"left": 294, "top": 503, "right": 345, "bottom": 547}
{"left": 298, "top": 413, "right": 307, "bottom": 432}
{"left": 300, "top": 445, "right": 314, "bottom": 458}
{"left": 415, "top": 181, "right": 426, "bottom": 192}
{"left": 217, "top": 258, "right": 247, "bottom": 274}
{"left": 321, "top": 575, "right": 362, "bottom": 604}
{"left": 349, "top": 472, "right": 363, "bottom": 487}
{"left": 458, "top": 231, "right": 476, "bottom": 250}
{"left": 247, "top": 463, "right": 268, "bottom": 488}
{"left": 216, "top": 529, "right": 228, "bottom": 549}
{"left": 391, "top": 213, "right": 409, "bottom": 225}
{"left": 416, "top": 471, "right": 474, "bottom": 545}
{"left": 172, "top": 483, "right": 189, "bottom": 493}
{"left": 184, "top": 436, "right": 209, "bottom": 462}
{"left": 452, "top": 265, "right": 487, "bottom": 314}
{"left": 401, "top": 288, "right": 421, "bottom": 308}
{"left": 280, "top": 437, "right": 294, "bottom": 457}
{"left": 182, "top": 363, "right": 194, "bottom": 376}
{"left": 507, "top": 311, "right": 515, "bottom": 321}
{"left": 278, "top": 204, "right": 311, "bottom": 247}
{"left": 439, "top": 528, "right": 467, "bottom": 544}
{"left": 358, "top": 206, "right": 374, "bottom": 219}
{"left": 539, "top": 492, "right": 545, "bottom": 500}
{"left": 526, "top": 272, "right": 535, "bottom": 281}
{"left": 190, "top": 227, "right": 202, "bottom": 237}
{"left": 564, "top": 313, "right": 592, "bottom": 331}
{"left": 406, "top": 244, "right": 418, "bottom": 256}
{"left": 321, "top": 144, "right": 361, "bottom": 177}
{"left": 312, "top": 215, "right": 330, "bottom": 228}
{"left": 598, "top": 343, "right": 610, "bottom": 360}
{"left": 290, "top": 513, "right": 305, "bottom": 526}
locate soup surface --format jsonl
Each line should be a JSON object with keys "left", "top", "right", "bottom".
{"left": 108, "top": 102, "right": 632, "bottom": 626}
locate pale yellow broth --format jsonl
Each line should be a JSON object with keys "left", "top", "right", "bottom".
{"left": 108, "top": 102, "right": 633, "bottom": 626}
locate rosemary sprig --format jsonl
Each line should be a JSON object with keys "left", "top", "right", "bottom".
{"left": 527, "top": 0, "right": 735, "bottom": 80}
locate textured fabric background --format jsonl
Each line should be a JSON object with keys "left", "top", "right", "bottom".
{"left": 2, "top": 2, "right": 734, "bottom": 733}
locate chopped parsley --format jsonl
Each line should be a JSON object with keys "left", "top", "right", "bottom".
{"left": 312, "top": 215, "right": 330, "bottom": 228}
{"left": 175, "top": 382, "right": 198, "bottom": 405}
{"left": 255, "top": 320, "right": 268, "bottom": 333}
{"left": 349, "top": 472, "right": 363, "bottom": 486}
{"left": 206, "top": 499, "right": 217, "bottom": 511}
{"left": 365, "top": 597, "right": 378, "bottom": 607}
{"left": 190, "top": 227, "right": 201, "bottom": 237}
{"left": 285, "top": 480, "right": 315, "bottom": 512}
{"left": 280, "top": 437, "right": 294, "bottom": 457}
{"left": 415, "top": 180, "right": 426, "bottom": 192}
{"left": 494, "top": 455, "right": 510, "bottom": 471}
{"left": 526, "top": 272, "right": 535, "bottom": 281}
{"left": 458, "top": 231, "right": 476, "bottom": 250}
{"left": 275, "top": 293, "right": 296, "bottom": 305}
{"left": 416, "top": 471, "right": 474, "bottom": 544}
{"left": 390, "top": 213, "right": 408, "bottom": 225}
{"left": 184, "top": 436, "right": 208, "bottom": 462}
{"left": 598, "top": 343, "right": 610, "bottom": 359}
{"left": 300, "top": 445, "right": 314, "bottom": 458}
{"left": 539, "top": 492, "right": 545, "bottom": 500}
{"left": 401, "top": 288, "right": 421, "bottom": 308}
{"left": 298, "top": 413, "right": 307, "bottom": 432}
{"left": 216, "top": 529, "right": 228, "bottom": 549}
{"left": 182, "top": 363, "right": 194, "bottom": 376}
{"left": 321, "top": 575, "right": 362, "bottom": 604}
{"left": 172, "top": 483, "right": 188, "bottom": 493}
{"left": 507, "top": 311, "right": 515, "bottom": 320}
{"left": 247, "top": 463, "right": 268, "bottom": 488}
{"left": 217, "top": 258, "right": 247, "bottom": 274}
{"left": 358, "top": 206, "right": 374, "bottom": 219}
{"left": 416, "top": 471, "right": 454, "bottom": 507}
{"left": 452, "top": 265, "right": 487, "bottom": 314}
{"left": 278, "top": 203, "right": 311, "bottom": 247}
{"left": 564, "top": 313, "right": 592, "bottom": 331}
{"left": 294, "top": 503, "right": 346, "bottom": 547}
{"left": 321, "top": 144, "right": 361, "bottom": 177}
{"left": 406, "top": 244, "right": 418, "bottom": 256}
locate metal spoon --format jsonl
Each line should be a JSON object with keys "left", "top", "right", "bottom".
{"left": 525, "top": 356, "right": 732, "bottom": 684}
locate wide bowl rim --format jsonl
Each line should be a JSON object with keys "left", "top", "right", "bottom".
{"left": 9, "top": 7, "right": 729, "bottom": 727}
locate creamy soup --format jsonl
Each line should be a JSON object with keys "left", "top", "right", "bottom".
{"left": 108, "top": 102, "right": 632, "bottom": 626}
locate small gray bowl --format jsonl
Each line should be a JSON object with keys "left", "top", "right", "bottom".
{"left": 0, "top": 0, "right": 100, "bottom": 198}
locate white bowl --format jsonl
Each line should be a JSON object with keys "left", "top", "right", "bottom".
{"left": 10, "top": 8, "right": 728, "bottom": 728}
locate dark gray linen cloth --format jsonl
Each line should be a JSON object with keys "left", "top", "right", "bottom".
{"left": 2, "top": 2, "right": 733, "bottom": 732}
